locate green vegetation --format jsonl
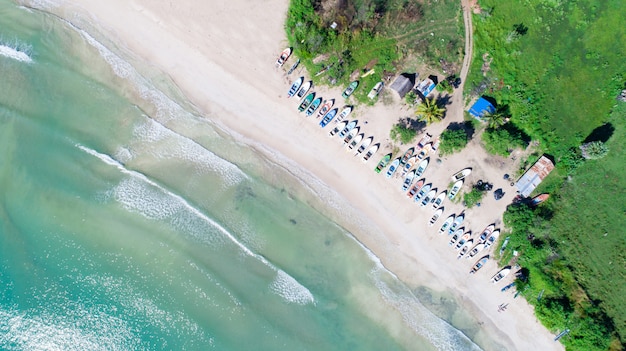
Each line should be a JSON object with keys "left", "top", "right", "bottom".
{"left": 580, "top": 141, "right": 609, "bottom": 160}
{"left": 484, "top": 111, "right": 506, "bottom": 129}
{"left": 285, "top": 0, "right": 464, "bottom": 103}
{"left": 390, "top": 122, "right": 417, "bottom": 144}
{"left": 498, "top": 106, "right": 626, "bottom": 350}
{"left": 482, "top": 124, "right": 529, "bottom": 156}
{"left": 416, "top": 98, "right": 445, "bottom": 125}
{"left": 462, "top": 187, "right": 484, "bottom": 208}
{"left": 439, "top": 128, "right": 469, "bottom": 156}
{"left": 438, "top": 80, "right": 454, "bottom": 94}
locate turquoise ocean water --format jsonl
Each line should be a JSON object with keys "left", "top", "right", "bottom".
{"left": 0, "top": 2, "right": 484, "bottom": 350}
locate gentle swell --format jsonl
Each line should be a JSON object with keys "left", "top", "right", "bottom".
{"left": 77, "top": 144, "right": 314, "bottom": 305}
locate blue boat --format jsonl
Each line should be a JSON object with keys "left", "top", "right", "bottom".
{"left": 305, "top": 97, "right": 322, "bottom": 116}
{"left": 319, "top": 108, "right": 338, "bottom": 128}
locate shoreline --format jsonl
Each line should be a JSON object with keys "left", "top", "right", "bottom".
{"left": 26, "top": 0, "right": 563, "bottom": 349}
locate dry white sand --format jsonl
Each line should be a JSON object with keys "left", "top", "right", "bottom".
{"left": 30, "top": 0, "right": 564, "bottom": 349}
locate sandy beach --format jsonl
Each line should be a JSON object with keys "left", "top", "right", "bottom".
{"left": 26, "top": 0, "right": 564, "bottom": 349}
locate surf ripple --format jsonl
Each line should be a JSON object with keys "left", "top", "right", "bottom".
{"left": 79, "top": 145, "right": 315, "bottom": 306}
{"left": 0, "top": 43, "right": 33, "bottom": 63}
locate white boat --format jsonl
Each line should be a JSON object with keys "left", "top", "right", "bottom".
{"left": 355, "top": 136, "right": 373, "bottom": 156}
{"left": 477, "top": 224, "right": 495, "bottom": 243}
{"left": 414, "top": 183, "right": 431, "bottom": 203}
{"left": 491, "top": 267, "right": 511, "bottom": 283}
{"left": 329, "top": 121, "right": 346, "bottom": 137}
{"left": 317, "top": 99, "right": 335, "bottom": 118}
{"left": 451, "top": 168, "right": 472, "bottom": 181}
{"left": 431, "top": 191, "right": 446, "bottom": 210}
{"left": 416, "top": 142, "right": 432, "bottom": 160}
{"left": 348, "top": 133, "right": 364, "bottom": 150}
{"left": 417, "top": 133, "right": 432, "bottom": 149}
{"left": 483, "top": 230, "right": 500, "bottom": 250}
{"left": 296, "top": 81, "right": 311, "bottom": 99}
{"left": 429, "top": 208, "right": 443, "bottom": 226}
{"left": 420, "top": 189, "right": 437, "bottom": 207}
{"left": 275, "top": 47, "right": 291, "bottom": 67}
{"left": 335, "top": 106, "right": 352, "bottom": 124}
{"left": 431, "top": 137, "right": 440, "bottom": 152}
{"left": 287, "top": 77, "right": 303, "bottom": 98}
{"left": 362, "top": 144, "right": 379, "bottom": 163}
{"left": 448, "top": 213, "right": 464, "bottom": 234}
{"left": 400, "top": 156, "right": 417, "bottom": 177}
{"left": 455, "top": 232, "right": 471, "bottom": 249}
{"left": 367, "top": 81, "right": 384, "bottom": 99}
{"left": 470, "top": 255, "right": 489, "bottom": 274}
{"left": 449, "top": 228, "right": 464, "bottom": 246}
{"left": 415, "top": 158, "right": 429, "bottom": 177}
{"left": 439, "top": 214, "right": 455, "bottom": 234}
{"left": 457, "top": 239, "right": 473, "bottom": 259}
{"left": 343, "top": 127, "right": 360, "bottom": 145}
{"left": 385, "top": 158, "right": 401, "bottom": 178}
{"left": 338, "top": 120, "right": 357, "bottom": 139}
{"left": 448, "top": 180, "right": 463, "bottom": 200}
{"left": 466, "top": 243, "right": 486, "bottom": 259}
{"left": 401, "top": 169, "right": 416, "bottom": 192}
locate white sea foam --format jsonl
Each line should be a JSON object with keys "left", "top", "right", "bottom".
{"left": 78, "top": 144, "right": 315, "bottom": 305}
{"left": 0, "top": 44, "right": 33, "bottom": 63}
{"left": 270, "top": 270, "right": 315, "bottom": 305}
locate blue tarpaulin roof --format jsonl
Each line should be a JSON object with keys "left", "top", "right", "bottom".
{"left": 469, "top": 97, "right": 496, "bottom": 119}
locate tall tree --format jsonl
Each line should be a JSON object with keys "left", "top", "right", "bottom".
{"left": 484, "top": 111, "right": 507, "bottom": 129}
{"left": 415, "top": 98, "right": 445, "bottom": 125}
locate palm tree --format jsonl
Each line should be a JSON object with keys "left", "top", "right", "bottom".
{"left": 416, "top": 98, "right": 445, "bottom": 125}
{"left": 484, "top": 111, "right": 506, "bottom": 129}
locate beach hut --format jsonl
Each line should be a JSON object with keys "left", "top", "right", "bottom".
{"left": 390, "top": 73, "right": 417, "bottom": 98}
{"left": 468, "top": 97, "right": 496, "bottom": 119}
{"left": 515, "top": 156, "right": 555, "bottom": 197}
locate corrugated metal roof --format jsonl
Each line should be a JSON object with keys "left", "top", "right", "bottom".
{"left": 515, "top": 156, "right": 555, "bottom": 197}
{"left": 390, "top": 75, "right": 414, "bottom": 98}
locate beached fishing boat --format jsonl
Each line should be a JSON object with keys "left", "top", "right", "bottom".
{"left": 355, "top": 136, "right": 373, "bottom": 155}
{"left": 477, "top": 224, "right": 495, "bottom": 243}
{"left": 417, "top": 133, "right": 432, "bottom": 149}
{"left": 451, "top": 168, "right": 472, "bottom": 181}
{"left": 335, "top": 106, "right": 352, "bottom": 124}
{"left": 399, "top": 147, "right": 415, "bottom": 165}
{"left": 429, "top": 208, "right": 443, "bottom": 226}
{"left": 415, "top": 158, "right": 429, "bottom": 178}
{"left": 287, "top": 58, "right": 300, "bottom": 75}
{"left": 401, "top": 169, "right": 416, "bottom": 192}
{"left": 298, "top": 92, "right": 315, "bottom": 112}
{"left": 343, "top": 127, "right": 360, "bottom": 145}
{"left": 439, "top": 214, "right": 455, "bottom": 234}
{"left": 455, "top": 232, "right": 471, "bottom": 249}
{"left": 375, "top": 154, "right": 392, "bottom": 173}
{"left": 448, "top": 180, "right": 463, "bottom": 200}
{"left": 449, "top": 228, "right": 464, "bottom": 246}
{"left": 431, "top": 137, "right": 441, "bottom": 152}
{"left": 469, "top": 256, "right": 489, "bottom": 274}
{"left": 296, "top": 81, "right": 311, "bottom": 99}
{"left": 414, "top": 183, "right": 432, "bottom": 203}
{"left": 416, "top": 143, "right": 431, "bottom": 160}
{"left": 385, "top": 158, "right": 401, "bottom": 178}
{"left": 457, "top": 239, "right": 473, "bottom": 258}
{"left": 491, "top": 267, "right": 511, "bottom": 283}
{"left": 431, "top": 191, "right": 446, "bottom": 210}
{"left": 329, "top": 121, "right": 346, "bottom": 137}
{"left": 338, "top": 120, "right": 357, "bottom": 139}
{"left": 531, "top": 193, "right": 550, "bottom": 205}
{"left": 319, "top": 108, "right": 338, "bottom": 128}
{"left": 467, "top": 243, "right": 486, "bottom": 259}
{"left": 305, "top": 97, "right": 322, "bottom": 116}
{"left": 287, "top": 77, "right": 303, "bottom": 98}
{"left": 275, "top": 47, "right": 291, "bottom": 67}
{"left": 342, "top": 81, "right": 359, "bottom": 98}
{"left": 420, "top": 189, "right": 437, "bottom": 207}
{"left": 483, "top": 230, "right": 500, "bottom": 250}
{"left": 400, "top": 156, "right": 416, "bottom": 177}
{"left": 317, "top": 99, "right": 334, "bottom": 118}
{"left": 348, "top": 133, "right": 363, "bottom": 150}
{"left": 448, "top": 213, "right": 465, "bottom": 234}
{"left": 407, "top": 179, "right": 424, "bottom": 198}
{"left": 362, "top": 144, "right": 379, "bottom": 163}
{"left": 367, "top": 81, "right": 384, "bottom": 99}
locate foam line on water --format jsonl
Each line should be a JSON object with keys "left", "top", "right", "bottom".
{"left": 77, "top": 144, "right": 314, "bottom": 305}
{"left": 0, "top": 44, "right": 33, "bottom": 63}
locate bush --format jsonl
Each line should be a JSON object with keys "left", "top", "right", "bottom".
{"left": 463, "top": 187, "right": 485, "bottom": 208}
{"left": 580, "top": 141, "right": 609, "bottom": 160}
{"left": 390, "top": 123, "right": 417, "bottom": 144}
{"left": 438, "top": 80, "right": 454, "bottom": 94}
{"left": 482, "top": 125, "right": 529, "bottom": 156}
{"left": 439, "top": 129, "right": 468, "bottom": 155}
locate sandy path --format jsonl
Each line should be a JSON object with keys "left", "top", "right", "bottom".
{"left": 26, "top": 0, "right": 563, "bottom": 350}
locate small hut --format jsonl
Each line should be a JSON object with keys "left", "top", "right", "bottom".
{"left": 390, "top": 73, "right": 417, "bottom": 98}
{"left": 468, "top": 97, "right": 496, "bottom": 119}
{"left": 515, "top": 156, "right": 555, "bottom": 197}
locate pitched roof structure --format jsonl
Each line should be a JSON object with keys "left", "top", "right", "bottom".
{"left": 515, "top": 156, "right": 555, "bottom": 197}
{"left": 390, "top": 74, "right": 416, "bottom": 98}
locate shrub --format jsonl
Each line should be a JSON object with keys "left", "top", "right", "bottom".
{"left": 580, "top": 141, "right": 609, "bottom": 160}
{"left": 463, "top": 187, "right": 485, "bottom": 208}
{"left": 482, "top": 125, "right": 529, "bottom": 156}
{"left": 439, "top": 129, "right": 468, "bottom": 155}
{"left": 390, "top": 123, "right": 417, "bottom": 144}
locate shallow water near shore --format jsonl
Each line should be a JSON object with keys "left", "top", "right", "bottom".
{"left": 1, "top": 2, "right": 484, "bottom": 350}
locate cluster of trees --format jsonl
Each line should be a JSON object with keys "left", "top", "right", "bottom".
{"left": 480, "top": 109, "right": 529, "bottom": 156}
